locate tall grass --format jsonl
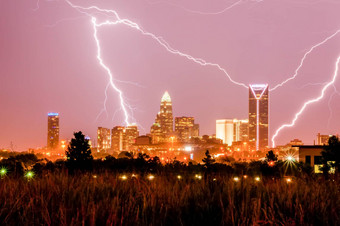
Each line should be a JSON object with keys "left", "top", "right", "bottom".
{"left": 0, "top": 172, "right": 338, "bottom": 225}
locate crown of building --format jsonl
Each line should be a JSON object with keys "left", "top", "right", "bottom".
{"left": 161, "top": 91, "right": 171, "bottom": 102}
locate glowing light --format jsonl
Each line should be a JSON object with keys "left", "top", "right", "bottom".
{"left": 233, "top": 177, "right": 239, "bottom": 182}
{"left": 161, "top": 91, "right": 171, "bottom": 102}
{"left": 213, "top": 178, "right": 217, "bottom": 181}
{"left": 148, "top": 175, "right": 155, "bottom": 180}
{"left": 286, "top": 156, "right": 294, "bottom": 162}
{"left": 177, "top": 175, "right": 182, "bottom": 180}
{"left": 93, "top": 175, "right": 97, "bottom": 179}
{"left": 131, "top": 174, "right": 137, "bottom": 178}
{"left": 255, "top": 176, "right": 260, "bottom": 182}
{"left": 286, "top": 177, "right": 292, "bottom": 183}
{"left": 195, "top": 174, "right": 202, "bottom": 180}
{"left": 270, "top": 29, "right": 340, "bottom": 91}
{"left": 0, "top": 168, "right": 7, "bottom": 177}
{"left": 272, "top": 56, "right": 340, "bottom": 147}
{"left": 184, "top": 146, "right": 192, "bottom": 152}
{"left": 243, "top": 175, "right": 248, "bottom": 179}
{"left": 120, "top": 175, "right": 128, "bottom": 180}
{"left": 47, "top": 112, "right": 59, "bottom": 116}
{"left": 268, "top": 161, "right": 275, "bottom": 167}
{"left": 25, "top": 171, "right": 35, "bottom": 180}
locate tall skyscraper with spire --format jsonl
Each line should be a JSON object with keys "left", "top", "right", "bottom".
{"left": 249, "top": 84, "right": 269, "bottom": 151}
{"left": 151, "top": 91, "right": 174, "bottom": 143}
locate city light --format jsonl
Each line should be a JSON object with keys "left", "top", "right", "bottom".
{"left": 286, "top": 177, "right": 292, "bottom": 183}
{"left": 233, "top": 177, "right": 239, "bottom": 182}
{"left": 184, "top": 146, "right": 192, "bottom": 152}
{"left": 177, "top": 175, "right": 182, "bottom": 180}
{"left": 255, "top": 177, "right": 260, "bottom": 182}
{"left": 243, "top": 175, "right": 248, "bottom": 179}
{"left": 120, "top": 175, "right": 128, "bottom": 180}
{"left": 0, "top": 167, "right": 7, "bottom": 177}
{"left": 268, "top": 161, "right": 275, "bottom": 167}
{"left": 25, "top": 171, "right": 35, "bottom": 180}
{"left": 148, "top": 175, "right": 155, "bottom": 180}
{"left": 286, "top": 156, "right": 294, "bottom": 162}
{"left": 195, "top": 174, "right": 202, "bottom": 180}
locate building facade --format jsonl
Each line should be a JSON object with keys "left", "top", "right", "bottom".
{"left": 111, "top": 125, "right": 139, "bottom": 151}
{"left": 175, "top": 116, "right": 199, "bottom": 141}
{"left": 47, "top": 112, "right": 59, "bottom": 149}
{"left": 249, "top": 84, "right": 269, "bottom": 151}
{"left": 97, "top": 127, "right": 111, "bottom": 150}
{"left": 151, "top": 91, "right": 174, "bottom": 143}
{"left": 216, "top": 119, "right": 249, "bottom": 146}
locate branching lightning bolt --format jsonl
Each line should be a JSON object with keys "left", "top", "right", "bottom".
{"left": 64, "top": 0, "right": 248, "bottom": 126}
{"left": 63, "top": 0, "right": 340, "bottom": 144}
{"left": 272, "top": 55, "right": 340, "bottom": 147}
{"left": 270, "top": 29, "right": 340, "bottom": 91}
{"left": 91, "top": 17, "right": 131, "bottom": 126}
{"left": 146, "top": 0, "right": 245, "bottom": 15}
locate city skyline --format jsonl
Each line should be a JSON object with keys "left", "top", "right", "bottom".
{"left": 1, "top": 0, "right": 340, "bottom": 150}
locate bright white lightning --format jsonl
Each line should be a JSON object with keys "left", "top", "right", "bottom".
{"left": 146, "top": 0, "right": 245, "bottom": 15}
{"left": 270, "top": 29, "right": 340, "bottom": 91}
{"left": 65, "top": 0, "right": 248, "bottom": 87}
{"left": 64, "top": 0, "right": 248, "bottom": 126}
{"left": 91, "top": 17, "right": 130, "bottom": 126}
{"left": 272, "top": 55, "right": 340, "bottom": 147}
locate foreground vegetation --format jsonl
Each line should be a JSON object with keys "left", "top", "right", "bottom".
{"left": 0, "top": 133, "right": 339, "bottom": 225}
{"left": 0, "top": 172, "right": 339, "bottom": 225}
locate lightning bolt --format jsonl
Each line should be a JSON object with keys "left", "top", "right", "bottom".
{"left": 270, "top": 29, "right": 340, "bottom": 91}
{"left": 64, "top": 0, "right": 249, "bottom": 125}
{"left": 271, "top": 55, "right": 340, "bottom": 147}
{"left": 146, "top": 0, "right": 245, "bottom": 15}
{"left": 91, "top": 17, "right": 131, "bottom": 126}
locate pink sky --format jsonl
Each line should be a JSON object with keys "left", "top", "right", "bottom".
{"left": 1, "top": 0, "right": 340, "bottom": 151}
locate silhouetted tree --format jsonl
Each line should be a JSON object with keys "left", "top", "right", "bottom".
{"left": 321, "top": 136, "right": 340, "bottom": 175}
{"left": 66, "top": 131, "right": 93, "bottom": 172}
{"left": 265, "top": 150, "right": 278, "bottom": 162}
{"left": 202, "top": 150, "right": 215, "bottom": 168}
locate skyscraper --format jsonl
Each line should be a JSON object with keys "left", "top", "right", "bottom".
{"left": 175, "top": 116, "right": 199, "bottom": 141}
{"left": 216, "top": 119, "right": 248, "bottom": 146}
{"left": 111, "top": 126, "right": 125, "bottom": 151}
{"left": 47, "top": 112, "right": 59, "bottom": 149}
{"left": 111, "top": 125, "right": 139, "bottom": 151}
{"left": 151, "top": 91, "right": 173, "bottom": 143}
{"left": 97, "top": 127, "right": 111, "bottom": 150}
{"left": 249, "top": 84, "right": 269, "bottom": 151}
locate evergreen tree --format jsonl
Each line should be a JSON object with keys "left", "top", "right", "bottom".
{"left": 66, "top": 131, "right": 93, "bottom": 171}
{"left": 265, "top": 150, "right": 278, "bottom": 162}
{"left": 202, "top": 150, "right": 215, "bottom": 167}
